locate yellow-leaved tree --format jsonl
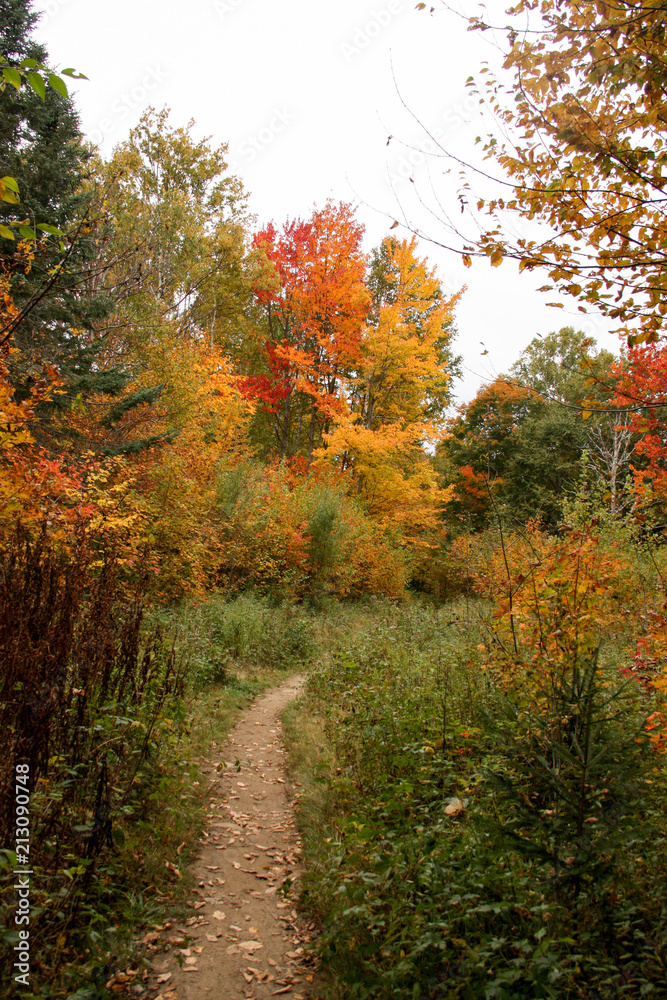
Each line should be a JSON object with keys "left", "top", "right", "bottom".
{"left": 316, "top": 236, "right": 460, "bottom": 548}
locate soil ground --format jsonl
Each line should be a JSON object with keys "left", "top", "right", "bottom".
{"left": 147, "top": 675, "right": 322, "bottom": 1000}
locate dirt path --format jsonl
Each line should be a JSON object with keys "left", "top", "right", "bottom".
{"left": 149, "top": 675, "right": 320, "bottom": 1000}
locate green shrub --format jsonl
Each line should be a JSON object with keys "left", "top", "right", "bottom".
{"left": 287, "top": 600, "right": 667, "bottom": 1000}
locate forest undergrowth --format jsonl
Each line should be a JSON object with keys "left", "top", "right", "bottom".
{"left": 0, "top": 585, "right": 317, "bottom": 1000}
{"left": 1, "top": 528, "right": 666, "bottom": 999}
{"left": 283, "top": 530, "right": 667, "bottom": 1000}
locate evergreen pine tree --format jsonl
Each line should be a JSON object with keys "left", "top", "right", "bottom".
{"left": 0, "top": 0, "right": 149, "bottom": 452}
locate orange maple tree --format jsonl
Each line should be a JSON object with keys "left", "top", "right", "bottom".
{"left": 243, "top": 201, "right": 369, "bottom": 460}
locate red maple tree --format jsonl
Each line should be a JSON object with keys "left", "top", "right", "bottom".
{"left": 242, "top": 201, "right": 369, "bottom": 460}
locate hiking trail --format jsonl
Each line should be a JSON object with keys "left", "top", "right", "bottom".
{"left": 147, "top": 675, "right": 321, "bottom": 1000}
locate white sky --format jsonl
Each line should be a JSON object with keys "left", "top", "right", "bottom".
{"left": 32, "top": 0, "right": 619, "bottom": 403}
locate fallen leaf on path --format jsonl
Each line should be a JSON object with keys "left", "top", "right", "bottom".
{"left": 205, "top": 934, "right": 219, "bottom": 942}
{"left": 444, "top": 798, "right": 464, "bottom": 816}
{"left": 204, "top": 865, "right": 219, "bottom": 870}
{"left": 273, "top": 987, "right": 293, "bottom": 995}
{"left": 156, "top": 973, "right": 172, "bottom": 984}
{"left": 212, "top": 911, "right": 226, "bottom": 921}
{"left": 239, "top": 941, "right": 264, "bottom": 952}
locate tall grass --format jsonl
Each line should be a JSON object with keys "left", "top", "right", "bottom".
{"left": 284, "top": 598, "right": 667, "bottom": 1000}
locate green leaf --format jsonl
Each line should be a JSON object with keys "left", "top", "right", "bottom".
{"left": 0, "top": 225, "right": 16, "bottom": 240}
{"left": 20, "top": 58, "right": 38, "bottom": 68}
{"left": 36, "top": 223, "right": 65, "bottom": 236}
{"left": 26, "top": 71, "right": 46, "bottom": 100}
{"left": 2, "top": 67, "right": 22, "bottom": 90}
{"left": 18, "top": 226, "right": 37, "bottom": 240}
{"left": 48, "top": 73, "right": 68, "bottom": 99}
{"left": 62, "top": 67, "right": 88, "bottom": 79}
{"left": 2, "top": 176, "right": 19, "bottom": 194}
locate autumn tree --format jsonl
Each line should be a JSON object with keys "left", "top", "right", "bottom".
{"left": 318, "top": 236, "right": 459, "bottom": 545}
{"left": 443, "top": 328, "right": 618, "bottom": 527}
{"left": 244, "top": 201, "right": 368, "bottom": 461}
{"left": 415, "top": 1, "right": 667, "bottom": 347}
{"left": 612, "top": 344, "right": 667, "bottom": 508}
{"left": 86, "top": 108, "right": 256, "bottom": 457}
{"left": 352, "top": 236, "right": 459, "bottom": 431}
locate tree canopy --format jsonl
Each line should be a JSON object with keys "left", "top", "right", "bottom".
{"left": 418, "top": 0, "right": 667, "bottom": 347}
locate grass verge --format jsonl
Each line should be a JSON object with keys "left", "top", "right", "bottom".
{"left": 281, "top": 598, "right": 667, "bottom": 1000}
{"left": 1, "top": 590, "right": 308, "bottom": 1000}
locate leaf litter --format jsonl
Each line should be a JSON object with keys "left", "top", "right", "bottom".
{"left": 147, "top": 676, "right": 320, "bottom": 998}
